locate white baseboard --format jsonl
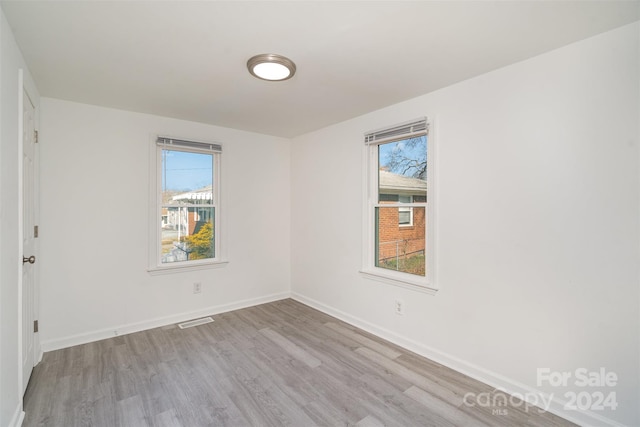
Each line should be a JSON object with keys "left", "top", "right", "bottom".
{"left": 8, "top": 403, "right": 24, "bottom": 427}
{"left": 41, "top": 292, "right": 290, "bottom": 352}
{"left": 291, "top": 292, "right": 626, "bottom": 427}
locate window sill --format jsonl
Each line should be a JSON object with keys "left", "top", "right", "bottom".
{"left": 147, "top": 260, "right": 228, "bottom": 276}
{"left": 359, "top": 269, "right": 438, "bottom": 295}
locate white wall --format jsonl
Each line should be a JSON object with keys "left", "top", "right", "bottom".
{"left": 291, "top": 23, "right": 639, "bottom": 427}
{"left": 38, "top": 99, "right": 291, "bottom": 350}
{"left": 0, "top": 8, "right": 39, "bottom": 427}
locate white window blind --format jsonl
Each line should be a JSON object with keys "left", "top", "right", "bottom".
{"left": 157, "top": 136, "right": 222, "bottom": 153}
{"left": 364, "top": 117, "right": 428, "bottom": 145}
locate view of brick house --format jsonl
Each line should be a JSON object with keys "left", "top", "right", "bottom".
{"left": 163, "top": 185, "right": 213, "bottom": 233}
{"left": 161, "top": 185, "right": 214, "bottom": 262}
{"left": 377, "top": 170, "right": 426, "bottom": 274}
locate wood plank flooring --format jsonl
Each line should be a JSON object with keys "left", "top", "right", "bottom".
{"left": 23, "top": 299, "right": 575, "bottom": 426}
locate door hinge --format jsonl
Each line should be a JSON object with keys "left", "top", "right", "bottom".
{"left": 33, "top": 320, "right": 38, "bottom": 333}
{"left": 34, "top": 130, "right": 39, "bottom": 143}
{"left": 34, "top": 225, "right": 39, "bottom": 238}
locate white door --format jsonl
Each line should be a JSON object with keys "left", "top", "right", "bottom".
{"left": 22, "top": 89, "right": 37, "bottom": 394}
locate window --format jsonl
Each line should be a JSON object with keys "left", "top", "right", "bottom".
{"left": 361, "top": 118, "right": 436, "bottom": 292}
{"left": 149, "top": 137, "right": 225, "bottom": 273}
{"left": 398, "top": 195, "right": 413, "bottom": 226}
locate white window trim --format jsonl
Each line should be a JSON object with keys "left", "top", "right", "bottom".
{"left": 147, "top": 135, "right": 228, "bottom": 274}
{"left": 360, "top": 117, "right": 438, "bottom": 293}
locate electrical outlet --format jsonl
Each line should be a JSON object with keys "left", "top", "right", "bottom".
{"left": 193, "top": 282, "right": 202, "bottom": 294}
{"left": 395, "top": 299, "right": 404, "bottom": 315}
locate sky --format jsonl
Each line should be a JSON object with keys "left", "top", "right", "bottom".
{"left": 162, "top": 149, "right": 213, "bottom": 191}
{"left": 378, "top": 135, "right": 427, "bottom": 178}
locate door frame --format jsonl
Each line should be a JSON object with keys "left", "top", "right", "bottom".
{"left": 17, "top": 68, "right": 40, "bottom": 401}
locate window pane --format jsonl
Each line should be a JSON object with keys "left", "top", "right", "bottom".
{"left": 378, "top": 136, "right": 427, "bottom": 203}
{"left": 398, "top": 210, "right": 411, "bottom": 225}
{"left": 162, "top": 149, "right": 213, "bottom": 205}
{"left": 161, "top": 207, "right": 215, "bottom": 263}
{"left": 375, "top": 206, "right": 425, "bottom": 276}
{"left": 379, "top": 194, "right": 398, "bottom": 202}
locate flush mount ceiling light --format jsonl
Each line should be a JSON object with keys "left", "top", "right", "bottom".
{"left": 247, "top": 54, "right": 296, "bottom": 81}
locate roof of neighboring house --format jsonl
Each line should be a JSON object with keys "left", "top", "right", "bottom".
{"left": 379, "top": 170, "right": 427, "bottom": 193}
{"left": 172, "top": 185, "right": 213, "bottom": 201}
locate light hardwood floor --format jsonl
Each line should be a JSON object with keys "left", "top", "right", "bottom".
{"left": 23, "top": 299, "right": 575, "bottom": 426}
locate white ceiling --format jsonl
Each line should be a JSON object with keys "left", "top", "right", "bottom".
{"left": 2, "top": 1, "right": 638, "bottom": 138}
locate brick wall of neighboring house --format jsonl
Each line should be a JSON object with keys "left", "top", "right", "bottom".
{"left": 377, "top": 205, "right": 425, "bottom": 261}
{"left": 187, "top": 210, "right": 210, "bottom": 236}
{"left": 187, "top": 210, "right": 197, "bottom": 235}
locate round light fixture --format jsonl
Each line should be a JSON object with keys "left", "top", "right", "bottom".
{"left": 247, "top": 54, "right": 296, "bottom": 81}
